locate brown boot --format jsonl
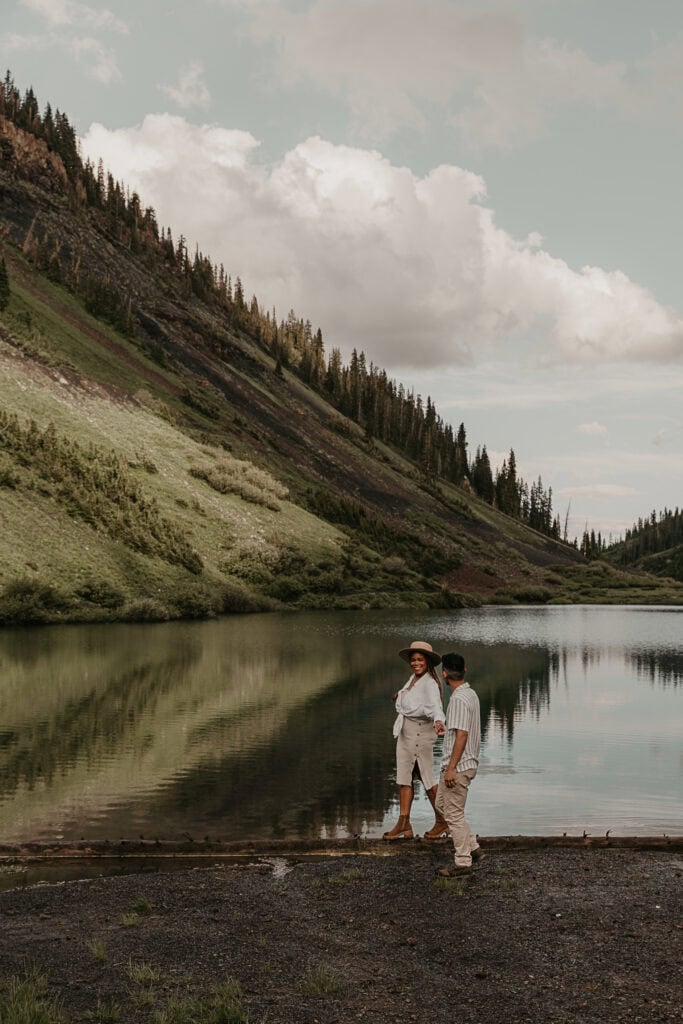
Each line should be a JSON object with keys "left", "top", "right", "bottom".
{"left": 382, "top": 815, "right": 414, "bottom": 840}
{"left": 422, "top": 815, "right": 448, "bottom": 841}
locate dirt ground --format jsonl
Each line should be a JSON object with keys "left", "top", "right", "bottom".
{"left": 0, "top": 846, "right": 682, "bottom": 1023}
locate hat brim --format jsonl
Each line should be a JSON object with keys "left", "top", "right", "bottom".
{"left": 398, "top": 648, "right": 442, "bottom": 667}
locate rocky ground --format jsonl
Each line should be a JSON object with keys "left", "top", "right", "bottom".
{"left": 0, "top": 846, "right": 682, "bottom": 1023}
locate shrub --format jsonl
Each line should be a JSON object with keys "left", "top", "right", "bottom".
{"left": 172, "top": 586, "right": 218, "bottom": 619}
{"left": 0, "top": 578, "right": 72, "bottom": 624}
{"left": 190, "top": 454, "right": 288, "bottom": 511}
{"left": 75, "top": 579, "right": 125, "bottom": 609}
{"left": 119, "top": 598, "right": 171, "bottom": 622}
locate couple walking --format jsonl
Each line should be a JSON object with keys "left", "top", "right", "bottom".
{"left": 383, "top": 639, "right": 484, "bottom": 876}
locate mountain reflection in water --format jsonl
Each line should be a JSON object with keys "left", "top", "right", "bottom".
{"left": 0, "top": 606, "right": 681, "bottom": 840}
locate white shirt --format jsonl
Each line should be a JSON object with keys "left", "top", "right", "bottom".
{"left": 393, "top": 673, "right": 445, "bottom": 737}
{"left": 441, "top": 682, "right": 481, "bottom": 772}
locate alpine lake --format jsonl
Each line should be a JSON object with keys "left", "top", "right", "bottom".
{"left": 1, "top": 605, "right": 681, "bottom": 856}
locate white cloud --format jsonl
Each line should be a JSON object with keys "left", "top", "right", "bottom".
{"left": 213, "top": 0, "right": 683, "bottom": 150}
{"left": 20, "top": 0, "right": 128, "bottom": 33}
{"left": 70, "top": 36, "right": 121, "bottom": 84}
{"left": 1, "top": 29, "right": 121, "bottom": 83}
{"left": 159, "top": 62, "right": 211, "bottom": 111}
{"left": 80, "top": 118, "right": 683, "bottom": 370}
{"left": 216, "top": 0, "right": 634, "bottom": 147}
{"left": 578, "top": 422, "right": 608, "bottom": 436}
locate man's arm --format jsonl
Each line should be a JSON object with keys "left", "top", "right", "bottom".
{"left": 444, "top": 728, "right": 468, "bottom": 787}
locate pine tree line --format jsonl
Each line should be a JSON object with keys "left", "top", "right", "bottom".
{"left": 609, "top": 508, "right": 683, "bottom": 563}
{"left": 1, "top": 71, "right": 561, "bottom": 542}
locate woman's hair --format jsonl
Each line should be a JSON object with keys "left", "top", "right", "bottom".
{"left": 428, "top": 664, "right": 440, "bottom": 685}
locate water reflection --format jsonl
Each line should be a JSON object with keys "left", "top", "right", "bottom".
{"left": 0, "top": 606, "right": 681, "bottom": 840}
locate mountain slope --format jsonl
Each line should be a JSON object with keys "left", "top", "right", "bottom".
{"left": 2, "top": 116, "right": 682, "bottom": 622}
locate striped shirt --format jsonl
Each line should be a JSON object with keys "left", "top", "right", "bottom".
{"left": 441, "top": 682, "right": 481, "bottom": 773}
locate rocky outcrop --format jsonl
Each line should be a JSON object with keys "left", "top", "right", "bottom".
{"left": 0, "top": 118, "right": 68, "bottom": 192}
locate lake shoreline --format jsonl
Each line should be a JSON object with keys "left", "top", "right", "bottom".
{"left": 1, "top": 846, "right": 681, "bottom": 1023}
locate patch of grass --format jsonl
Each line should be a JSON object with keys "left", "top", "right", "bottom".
{"left": 125, "top": 959, "right": 159, "bottom": 984}
{"left": 84, "top": 997, "right": 121, "bottom": 1023}
{"left": 131, "top": 897, "right": 153, "bottom": 916}
{"left": 120, "top": 912, "right": 140, "bottom": 928}
{"left": 299, "top": 966, "right": 342, "bottom": 996}
{"left": 433, "top": 876, "right": 468, "bottom": 895}
{"left": 0, "top": 964, "right": 67, "bottom": 1024}
{"left": 151, "top": 978, "right": 247, "bottom": 1024}
{"left": 329, "top": 868, "right": 364, "bottom": 885}
{"left": 87, "top": 938, "right": 108, "bottom": 962}
{"left": 491, "top": 876, "right": 518, "bottom": 893}
{"left": 130, "top": 986, "right": 157, "bottom": 1010}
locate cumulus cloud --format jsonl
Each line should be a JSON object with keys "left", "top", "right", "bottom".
{"left": 578, "top": 422, "right": 608, "bottom": 436}
{"left": 81, "top": 117, "right": 683, "bottom": 368}
{"left": 159, "top": 62, "right": 211, "bottom": 111}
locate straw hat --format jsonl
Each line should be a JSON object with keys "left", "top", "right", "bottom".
{"left": 398, "top": 640, "right": 441, "bottom": 666}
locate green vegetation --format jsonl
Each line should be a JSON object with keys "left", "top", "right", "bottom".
{"left": 151, "top": 979, "right": 247, "bottom": 1024}
{"left": 0, "top": 410, "right": 203, "bottom": 574}
{"left": 433, "top": 876, "right": 468, "bottom": 895}
{"left": 125, "top": 959, "right": 160, "bottom": 985}
{"left": 0, "top": 965, "right": 67, "bottom": 1024}
{"left": 87, "top": 938, "right": 108, "bottom": 963}
{"left": 83, "top": 997, "right": 121, "bottom": 1023}
{"left": 119, "top": 912, "right": 141, "bottom": 928}
{"left": 299, "top": 966, "right": 342, "bottom": 996}
{"left": 603, "top": 506, "right": 683, "bottom": 583}
{"left": 328, "top": 867, "right": 364, "bottom": 885}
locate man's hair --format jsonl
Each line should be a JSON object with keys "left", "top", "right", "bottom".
{"left": 442, "top": 652, "right": 465, "bottom": 679}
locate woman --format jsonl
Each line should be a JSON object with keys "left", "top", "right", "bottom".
{"left": 383, "top": 640, "right": 449, "bottom": 841}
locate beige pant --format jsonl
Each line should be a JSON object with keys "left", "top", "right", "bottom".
{"left": 436, "top": 768, "right": 478, "bottom": 867}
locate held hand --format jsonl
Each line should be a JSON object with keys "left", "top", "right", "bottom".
{"left": 434, "top": 721, "right": 445, "bottom": 736}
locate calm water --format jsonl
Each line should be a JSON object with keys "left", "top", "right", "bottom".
{"left": 0, "top": 606, "right": 681, "bottom": 845}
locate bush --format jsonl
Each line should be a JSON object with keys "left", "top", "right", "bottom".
{"left": 219, "top": 583, "right": 275, "bottom": 614}
{"left": 75, "top": 579, "right": 125, "bottom": 609}
{"left": 190, "top": 455, "right": 288, "bottom": 511}
{"left": 172, "top": 585, "right": 218, "bottom": 619}
{"left": 119, "top": 598, "right": 171, "bottom": 622}
{"left": 0, "top": 578, "right": 72, "bottom": 624}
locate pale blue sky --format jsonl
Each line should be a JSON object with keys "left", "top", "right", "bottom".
{"left": 3, "top": 0, "right": 683, "bottom": 537}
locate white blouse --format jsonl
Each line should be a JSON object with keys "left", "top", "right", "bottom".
{"left": 393, "top": 673, "right": 445, "bottom": 737}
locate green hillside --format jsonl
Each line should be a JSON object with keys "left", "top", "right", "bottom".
{"left": 603, "top": 508, "right": 683, "bottom": 584}
{"left": 1, "top": 100, "right": 682, "bottom": 623}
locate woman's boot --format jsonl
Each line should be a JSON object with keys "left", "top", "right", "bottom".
{"left": 423, "top": 784, "right": 448, "bottom": 840}
{"left": 422, "top": 814, "right": 448, "bottom": 841}
{"left": 382, "top": 815, "right": 414, "bottom": 840}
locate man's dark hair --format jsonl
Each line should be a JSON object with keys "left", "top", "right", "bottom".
{"left": 442, "top": 652, "right": 465, "bottom": 679}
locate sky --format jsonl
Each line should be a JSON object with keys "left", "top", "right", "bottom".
{"left": 3, "top": 0, "right": 683, "bottom": 540}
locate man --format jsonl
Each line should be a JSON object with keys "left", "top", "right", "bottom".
{"left": 434, "top": 652, "right": 485, "bottom": 876}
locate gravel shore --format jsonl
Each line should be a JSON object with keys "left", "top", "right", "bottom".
{"left": 1, "top": 847, "right": 682, "bottom": 1023}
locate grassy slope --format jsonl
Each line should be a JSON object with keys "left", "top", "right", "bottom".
{"left": 1, "top": 179, "right": 682, "bottom": 623}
